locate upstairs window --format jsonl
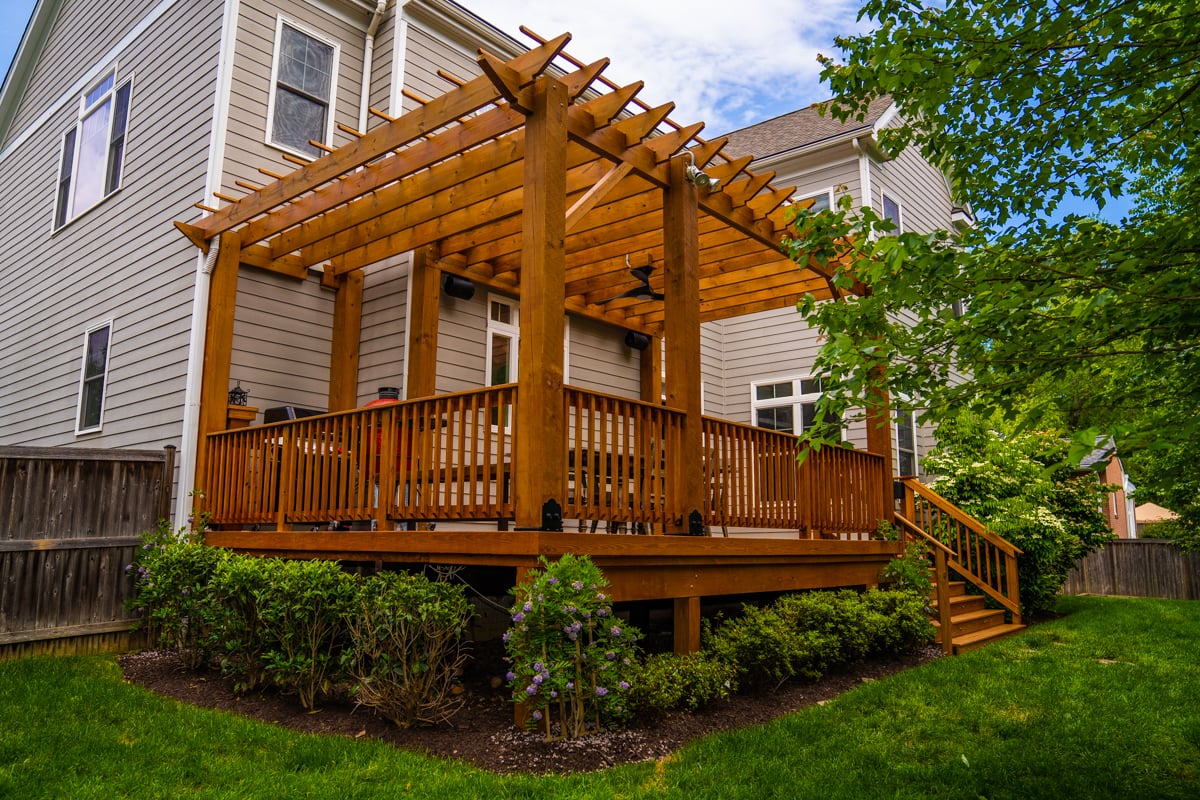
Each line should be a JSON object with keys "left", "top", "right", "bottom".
{"left": 267, "top": 20, "right": 338, "bottom": 158}
{"left": 881, "top": 191, "right": 903, "bottom": 232}
{"left": 896, "top": 409, "right": 919, "bottom": 476}
{"left": 751, "top": 377, "right": 840, "bottom": 436}
{"left": 797, "top": 188, "right": 833, "bottom": 213}
{"left": 55, "top": 71, "right": 132, "bottom": 228}
{"left": 76, "top": 321, "right": 113, "bottom": 434}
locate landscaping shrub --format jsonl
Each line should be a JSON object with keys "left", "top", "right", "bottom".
{"left": 881, "top": 540, "right": 933, "bottom": 598}
{"left": 629, "top": 652, "right": 737, "bottom": 713}
{"left": 255, "top": 558, "right": 356, "bottom": 710}
{"left": 127, "top": 520, "right": 224, "bottom": 669}
{"left": 858, "top": 588, "right": 937, "bottom": 656}
{"left": 503, "top": 554, "right": 641, "bottom": 740}
{"left": 344, "top": 571, "right": 473, "bottom": 727}
{"left": 208, "top": 553, "right": 274, "bottom": 692}
{"left": 706, "top": 601, "right": 837, "bottom": 687}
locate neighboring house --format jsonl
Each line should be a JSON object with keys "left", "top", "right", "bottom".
{"left": 704, "top": 99, "right": 972, "bottom": 478}
{"left": 1135, "top": 502, "right": 1178, "bottom": 537}
{"left": 1079, "top": 439, "right": 1137, "bottom": 539}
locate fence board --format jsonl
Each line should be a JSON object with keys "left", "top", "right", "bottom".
{"left": 0, "top": 447, "right": 173, "bottom": 659}
{"left": 1063, "top": 540, "right": 1200, "bottom": 600}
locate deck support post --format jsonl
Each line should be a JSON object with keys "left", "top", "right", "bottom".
{"left": 194, "top": 230, "right": 241, "bottom": 508}
{"left": 864, "top": 377, "right": 894, "bottom": 523}
{"left": 513, "top": 76, "right": 568, "bottom": 529}
{"left": 639, "top": 334, "right": 663, "bottom": 403}
{"left": 328, "top": 269, "right": 363, "bottom": 411}
{"left": 663, "top": 154, "right": 704, "bottom": 533}
{"left": 406, "top": 245, "right": 440, "bottom": 400}
{"left": 673, "top": 596, "right": 701, "bottom": 654}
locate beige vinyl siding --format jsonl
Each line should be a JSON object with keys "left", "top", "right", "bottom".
{"left": 436, "top": 291, "right": 489, "bottom": 394}
{"left": 358, "top": 257, "right": 410, "bottom": 404}
{"left": 871, "top": 144, "right": 955, "bottom": 234}
{"left": 700, "top": 320, "right": 727, "bottom": 418}
{"left": 566, "top": 316, "right": 639, "bottom": 399}
{"left": 776, "top": 151, "right": 860, "bottom": 207}
{"left": 220, "top": 0, "right": 368, "bottom": 199}
{"left": 400, "top": 23, "right": 484, "bottom": 115}
{"left": 719, "top": 307, "right": 824, "bottom": 424}
{"left": 366, "top": 8, "right": 396, "bottom": 123}
{"left": 0, "top": 0, "right": 221, "bottom": 449}
{"left": 5, "top": 0, "right": 166, "bottom": 137}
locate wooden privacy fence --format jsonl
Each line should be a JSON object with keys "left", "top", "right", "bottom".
{"left": 1063, "top": 539, "right": 1200, "bottom": 600}
{"left": 0, "top": 445, "right": 174, "bottom": 658}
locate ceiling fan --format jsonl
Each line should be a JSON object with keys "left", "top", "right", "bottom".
{"left": 598, "top": 257, "right": 664, "bottom": 304}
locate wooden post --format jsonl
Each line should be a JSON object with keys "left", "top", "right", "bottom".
{"left": 673, "top": 596, "right": 701, "bottom": 654}
{"left": 194, "top": 231, "right": 241, "bottom": 501}
{"left": 328, "top": 270, "right": 363, "bottom": 411}
{"left": 934, "top": 548, "right": 954, "bottom": 654}
{"left": 513, "top": 76, "right": 568, "bottom": 529}
{"left": 663, "top": 155, "right": 703, "bottom": 533}
{"left": 406, "top": 245, "right": 440, "bottom": 400}
{"left": 639, "top": 334, "right": 662, "bottom": 403}
{"left": 864, "top": 379, "right": 895, "bottom": 523}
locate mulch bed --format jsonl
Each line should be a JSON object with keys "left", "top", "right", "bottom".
{"left": 119, "top": 645, "right": 942, "bottom": 776}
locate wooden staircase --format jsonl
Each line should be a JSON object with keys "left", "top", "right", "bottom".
{"left": 896, "top": 477, "right": 1027, "bottom": 656}
{"left": 930, "top": 578, "right": 1026, "bottom": 655}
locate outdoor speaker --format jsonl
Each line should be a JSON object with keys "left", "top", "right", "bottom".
{"left": 624, "top": 331, "right": 651, "bottom": 351}
{"left": 442, "top": 273, "right": 475, "bottom": 300}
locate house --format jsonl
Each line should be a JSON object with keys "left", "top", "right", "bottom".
{"left": 0, "top": 0, "right": 1020, "bottom": 652}
{"left": 1079, "top": 440, "right": 1137, "bottom": 539}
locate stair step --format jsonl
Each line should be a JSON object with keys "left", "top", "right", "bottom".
{"left": 930, "top": 580, "right": 967, "bottom": 599}
{"left": 952, "top": 623, "right": 1026, "bottom": 654}
{"left": 932, "top": 608, "right": 1007, "bottom": 637}
{"left": 934, "top": 593, "right": 986, "bottom": 616}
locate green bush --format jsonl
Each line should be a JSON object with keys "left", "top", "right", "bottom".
{"left": 255, "top": 558, "right": 356, "bottom": 710}
{"left": 1140, "top": 519, "right": 1200, "bottom": 552}
{"left": 503, "top": 554, "right": 641, "bottom": 740}
{"left": 881, "top": 540, "right": 933, "bottom": 597}
{"left": 208, "top": 553, "right": 273, "bottom": 692}
{"left": 344, "top": 571, "right": 473, "bottom": 727}
{"left": 858, "top": 589, "right": 937, "bottom": 656}
{"left": 706, "top": 601, "right": 836, "bottom": 687}
{"left": 629, "top": 652, "right": 737, "bottom": 712}
{"left": 126, "top": 521, "right": 224, "bottom": 669}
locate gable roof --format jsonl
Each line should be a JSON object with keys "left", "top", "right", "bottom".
{"left": 722, "top": 95, "right": 895, "bottom": 159}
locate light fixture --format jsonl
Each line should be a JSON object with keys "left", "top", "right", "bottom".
{"left": 442, "top": 273, "right": 475, "bottom": 300}
{"left": 624, "top": 330, "right": 651, "bottom": 351}
{"left": 683, "top": 151, "right": 719, "bottom": 191}
{"left": 228, "top": 380, "right": 249, "bottom": 406}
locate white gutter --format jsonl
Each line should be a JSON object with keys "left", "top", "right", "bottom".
{"left": 176, "top": 0, "right": 240, "bottom": 528}
{"left": 357, "top": 0, "right": 389, "bottom": 134}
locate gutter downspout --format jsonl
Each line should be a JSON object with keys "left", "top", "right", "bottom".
{"left": 358, "top": 0, "right": 389, "bottom": 134}
{"left": 176, "top": 0, "right": 240, "bottom": 528}
{"left": 853, "top": 136, "right": 873, "bottom": 212}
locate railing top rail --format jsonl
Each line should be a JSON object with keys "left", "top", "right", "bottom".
{"left": 564, "top": 385, "right": 686, "bottom": 417}
{"left": 900, "top": 476, "right": 1024, "bottom": 557}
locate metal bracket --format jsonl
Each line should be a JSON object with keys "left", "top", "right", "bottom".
{"left": 687, "top": 509, "right": 704, "bottom": 536}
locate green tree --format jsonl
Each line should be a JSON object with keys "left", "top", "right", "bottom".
{"left": 786, "top": 1, "right": 1199, "bottom": 521}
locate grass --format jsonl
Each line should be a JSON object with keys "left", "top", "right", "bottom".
{"left": 1, "top": 595, "right": 1197, "bottom": 799}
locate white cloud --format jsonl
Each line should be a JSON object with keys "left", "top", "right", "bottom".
{"left": 467, "top": 0, "right": 870, "bottom": 134}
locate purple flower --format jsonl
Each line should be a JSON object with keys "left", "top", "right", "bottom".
{"left": 124, "top": 564, "right": 132, "bottom": 574}
{"left": 505, "top": 671, "right": 516, "bottom": 682}
{"left": 181, "top": 588, "right": 189, "bottom": 595}
{"left": 532, "top": 711, "right": 543, "bottom": 721}
{"left": 532, "top": 674, "right": 543, "bottom": 685}
{"left": 512, "top": 611, "right": 525, "bottom": 623}
{"left": 523, "top": 601, "right": 533, "bottom": 613}
{"left": 596, "top": 593, "right": 607, "bottom": 602}
{"left": 533, "top": 661, "right": 544, "bottom": 672}
{"left": 598, "top": 609, "right": 609, "bottom": 617}
{"left": 606, "top": 651, "right": 616, "bottom": 660}
{"left": 547, "top": 577, "right": 559, "bottom": 585}
{"left": 566, "top": 681, "right": 575, "bottom": 690}
{"left": 526, "top": 685, "right": 538, "bottom": 696}
{"left": 610, "top": 626, "right": 621, "bottom": 637}
{"left": 571, "top": 581, "right": 584, "bottom": 590}
{"left": 619, "top": 681, "right": 630, "bottom": 691}
{"left": 595, "top": 686, "right": 609, "bottom": 697}
{"left": 502, "top": 631, "right": 510, "bottom": 643}
{"left": 549, "top": 690, "right": 558, "bottom": 699}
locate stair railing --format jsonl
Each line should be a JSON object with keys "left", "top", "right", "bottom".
{"left": 894, "top": 512, "right": 956, "bottom": 654}
{"left": 896, "top": 477, "right": 1023, "bottom": 628}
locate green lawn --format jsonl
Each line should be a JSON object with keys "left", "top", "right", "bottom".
{"left": 1, "top": 595, "right": 1197, "bottom": 799}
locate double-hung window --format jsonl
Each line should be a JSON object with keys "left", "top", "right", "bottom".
{"left": 797, "top": 187, "right": 834, "bottom": 213}
{"left": 76, "top": 322, "right": 113, "bottom": 434}
{"left": 896, "top": 408, "right": 919, "bottom": 476}
{"left": 54, "top": 71, "right": 132, "bottom": 228}
{"left": 881, "top": 191, "right": 903, "bottom": 232}
{"left": 267, "top": 19, "right": 338, "bottom": 158}
{"left": 751, "top": 377, "right": 840, "bottom": 436}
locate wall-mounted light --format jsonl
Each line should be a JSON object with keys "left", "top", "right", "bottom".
{"left": 624, "top": 330, "right": 651, "bottom": 351}
{"left": 228, "top": 380, "right": 249, "bottom": 406}
{"left": 442, "top": 273, "right": 475, "bottom": 300}
{"left": 683, "top": 151, "right": 719, "bottom": 191}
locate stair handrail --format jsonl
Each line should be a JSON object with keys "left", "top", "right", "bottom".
{"left": 894, "top": 511, "right": 955, "bottom": 654}
{"left": 898, "top": 477, "right": 1023, "bottom": 625}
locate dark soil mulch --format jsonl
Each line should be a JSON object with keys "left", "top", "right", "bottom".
{"left": 119, "top": 645, "right": 942, "bottom": 776}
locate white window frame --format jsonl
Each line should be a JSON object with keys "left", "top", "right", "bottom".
{"left": 53, "top": 68, "right": 133, "bottom": 230}
{"left": 796, "top": 186, "right": 835, "bottom": 213}
{"left": 265, "top": 17, "right": 340, "bottom": 160}
{"left": 895, "top": 407, "right": 919, "bottom": 477}
{"left": 750, "top": 375, "right": 837, "bottom": 435}
{"left": 485, "top": 294, "right": 519, "bottom": 387}
{"left": 75, "top": 320, "right": 114, "bottom": 435}
{"left": 881, "top": 190, "right": 903, "bottom": 232}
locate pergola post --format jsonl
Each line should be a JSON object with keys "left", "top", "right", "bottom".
{"left": 639, "top": 334, "right": 663, "bottom": 404}
{"left": 194, "top": 230, "right": 241, "bottom": 503}
{"left": 663, "top": 155, "right": 703, "bottom": 534}
{"left": 328, "top": 269, "right": 363, "bottom": 411}
{"left": 864, "top": 380, "right": 895, "bottom": 522}
{"left": 406, "top": 245, "right": 440, "bottom": 400}
{"left": 513, "top": 75, "right": 568, "bottom": 530}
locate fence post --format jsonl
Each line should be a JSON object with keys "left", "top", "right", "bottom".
{"left": 159, "top": 445, "right": 177, "bottom": 523}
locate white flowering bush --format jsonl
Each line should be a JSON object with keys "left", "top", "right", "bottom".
{"left": 503, "top": 554, "right": 641, "bottom": 740}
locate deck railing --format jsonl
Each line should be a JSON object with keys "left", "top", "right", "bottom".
{"left": 896, "top": 477, "right": 1022, "bottom": 623}
{"left": 204, "top": 385, "right": 887, "bottom": 537}
{"left": 562, "top": 388, "right": 683, "bottom": 529}
{"left": 205, "top": 385, "right": 516, "bottom": 527}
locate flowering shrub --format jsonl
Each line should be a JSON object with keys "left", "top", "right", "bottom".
{"left": 503, "top": 554, "right": 640, "bottom": 740}
{"left": 629, "top": 652, "right": 737, "bottom": 713}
